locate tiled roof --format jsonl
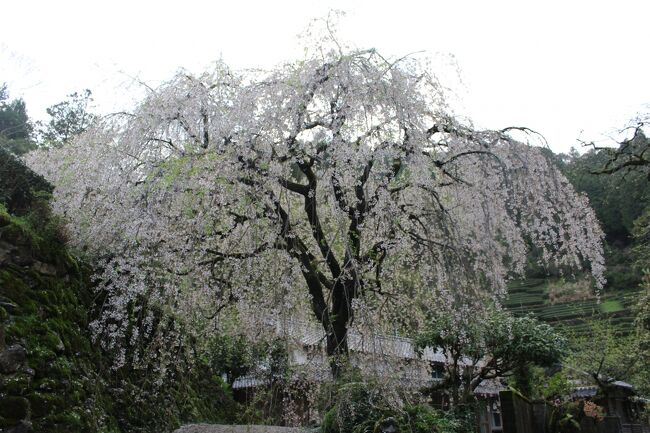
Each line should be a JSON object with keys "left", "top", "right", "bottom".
{"left": 231, "top": 320, "right": 481, "bottom": 390}
{"left": 611, "top": 380, "right": 634, "bottom": 390}
{"left": 573, "top": 386, "right": 598, "bottom": 398}
{"left": 570, "top": 380, "right": 635, "bottom": 399}
{"left": 276, "top": 319, "right": 451, "bottom": 363}
{"left": 474, "top": 378, "right": 507, "bottom": 397}
{"left": 232, "top": 375, "right": 268, "bottom": 389}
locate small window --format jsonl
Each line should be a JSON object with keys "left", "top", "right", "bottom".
{"left": 490, "top": 399, "right": 502, "bottom": 430}
{"left": 430, "top": 362, "right": 445, "bottom": 379}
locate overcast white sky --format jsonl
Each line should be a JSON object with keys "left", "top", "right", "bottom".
{"left": 1, "top": 0, "right": 648, "bottom": 153}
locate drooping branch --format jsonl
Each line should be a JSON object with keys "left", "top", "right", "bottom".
{"left": 588, "top": 124, "right": 650, "bottom": 178}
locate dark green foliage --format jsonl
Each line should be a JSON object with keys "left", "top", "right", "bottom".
{"left": 0, "top": 146, "right": 53, "bottom": 214}
{"left": 318, "top": 369, "right": 470, "bottom": 433}
{"left": 0, "top": 85, "right": 31, "bottom": 139}
{"left": 0, "top": 85, "right": 35, "bottom": 156}
{"left": 564, "top": 121, "right": 650, "bottom": 398}
{"left": 631, "top": 279, "right": 650, "bottom": 396}
{"left": 415, "top": 309, "right": 566, "bottom": 402}
{"left": 0, "top": 133, "right": 36, "bottom": 156}
{"left": 37, "top": 89, "right": 97, "bottom": 147}
{"left": 239, "top": 339, "right": 291, "bottom": 423}
{"left": 528, "top": 368, "right": 573, "bottom": 401}
{"left": 320, "top": 381, "right": 395, "bottom": 433}
{"left": 401, "top": 404, "right": 472, "bottom": 433}
{"left": 0, "top": 84, "right": 97, "bottom": 153}
{"left": 320, "top": 380, "right": 469, "bottom": 433}
{"left": 636, "top": 278, "right": 650, "bottom": 334}
{"left": 560, "top": 148, "right": 650, "bottom": 245}
{"left": 205, "top": 334, "right": 258, "bottom": 385}
{"left": 326, "top": 382, "right": 385, "bottom": 433}
{"left": 492, "top": 315, "right": 567, "bottom": 367}
{"left": 633, "top": 209, "right": 650, "bottom": 273}
{"left": 401, "top": 404, "right": 446, "bottom": 433}
{"left": 564, "top": 319, "right": 648, "bottom": 398}
{"left": 595, "top": 126, "right": 650, "bottom": 182}
{"left": 511, "top": 364, "right": 535, "bottom": 398}
{"left": 103, "top": 366, "right": 239, "bottom": 433}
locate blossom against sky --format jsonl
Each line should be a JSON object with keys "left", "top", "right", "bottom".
{"left": 1, "top": 0, "right": 648, "bottom": 153}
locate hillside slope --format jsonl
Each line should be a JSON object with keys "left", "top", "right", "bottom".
{"left": 504, "top": 277, "right": 639, "bottom": 335}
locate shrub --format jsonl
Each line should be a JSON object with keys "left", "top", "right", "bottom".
{"left": 400, "top": 404, "right": 466, "bottom": 433}
{"left": 320, "top": 380, "right": 470, "bottom": 433}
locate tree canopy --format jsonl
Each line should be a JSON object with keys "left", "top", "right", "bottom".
{"left": 415, "top": 308, "right": 566, "bottom": 405}
{"left": 27, "top": 41, "right": 605, "bottom": 377}
{"left": 37, "top": 89, "right": 97, "bottom": 147}
{"left": 558, "top": 147, "right": 650, "bottom": 246}
{"left": 0, "top": 83, "right": 35, "bottom": 155}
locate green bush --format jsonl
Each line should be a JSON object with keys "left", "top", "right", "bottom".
{"left": 320, "top": 380, "right": 412, "bottom": 433}
{"left": 326, "top": 381, "right": 388, "bottom": 433}
{"left": 548, "top": 401, "right": 583, "bottom": 433}
{"left": 400, "top": 404, "right": 465, "bottom": 433}
{"left": 320, "top": 380, "right": 470, "bottom": 433}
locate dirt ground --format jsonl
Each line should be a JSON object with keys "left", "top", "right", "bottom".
{"left": 173, "top": 424, "right": 312, "bottom": 433}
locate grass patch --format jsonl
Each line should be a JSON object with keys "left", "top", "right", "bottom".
{"left": 600, "top": 300, "right": 624, "bottom": 313}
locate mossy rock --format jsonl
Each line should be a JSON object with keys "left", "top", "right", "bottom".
{"left": 34, "top": 377, "right": 62, "bottom": 392}
{"left": 47, "top": 410, "right": 86, "bottom": 431}
{"left": 0, "top": 396, "right": 29, "bottom": 423}
{"left": 0, "top": 269, "right": 36, "bottom": 312}
{"left": 41, "top": 331, "right": 65, "bottom": 354}
{"left": 46, "top": 357, "right": 73, "bottom": 378}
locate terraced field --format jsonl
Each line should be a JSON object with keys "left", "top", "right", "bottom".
{"left": 504, "top": 278, "right": 640, "bottom": 335}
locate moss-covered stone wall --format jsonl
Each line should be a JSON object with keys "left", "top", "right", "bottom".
{"left": 0, "top": 200, "right": 119, "bottom": 432}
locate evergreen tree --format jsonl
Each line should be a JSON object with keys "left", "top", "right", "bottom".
{"left": 0, "top": 83, "right": 36, "bottom": 155}
{"left": 38, "top": 89, "right": 97, "bottom": 147}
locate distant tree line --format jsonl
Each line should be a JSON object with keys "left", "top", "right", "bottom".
{"left": 0, "top": 83, "right": 97, "bottom": 155}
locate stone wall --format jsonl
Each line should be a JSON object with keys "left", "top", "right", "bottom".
{"left": 0, "top": 190, "right": 117, "bottom": 432}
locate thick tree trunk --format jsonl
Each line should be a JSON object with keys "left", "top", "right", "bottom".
{"left": 322, "top": 278, "right": 356, "bottom": 379}
{"left": 326, "top": 321, "right": 349, "bottom": 379}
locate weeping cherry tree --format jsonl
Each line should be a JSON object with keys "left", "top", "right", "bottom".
{"left": 28, "top": 42, "right": 605, "bottom": 378}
